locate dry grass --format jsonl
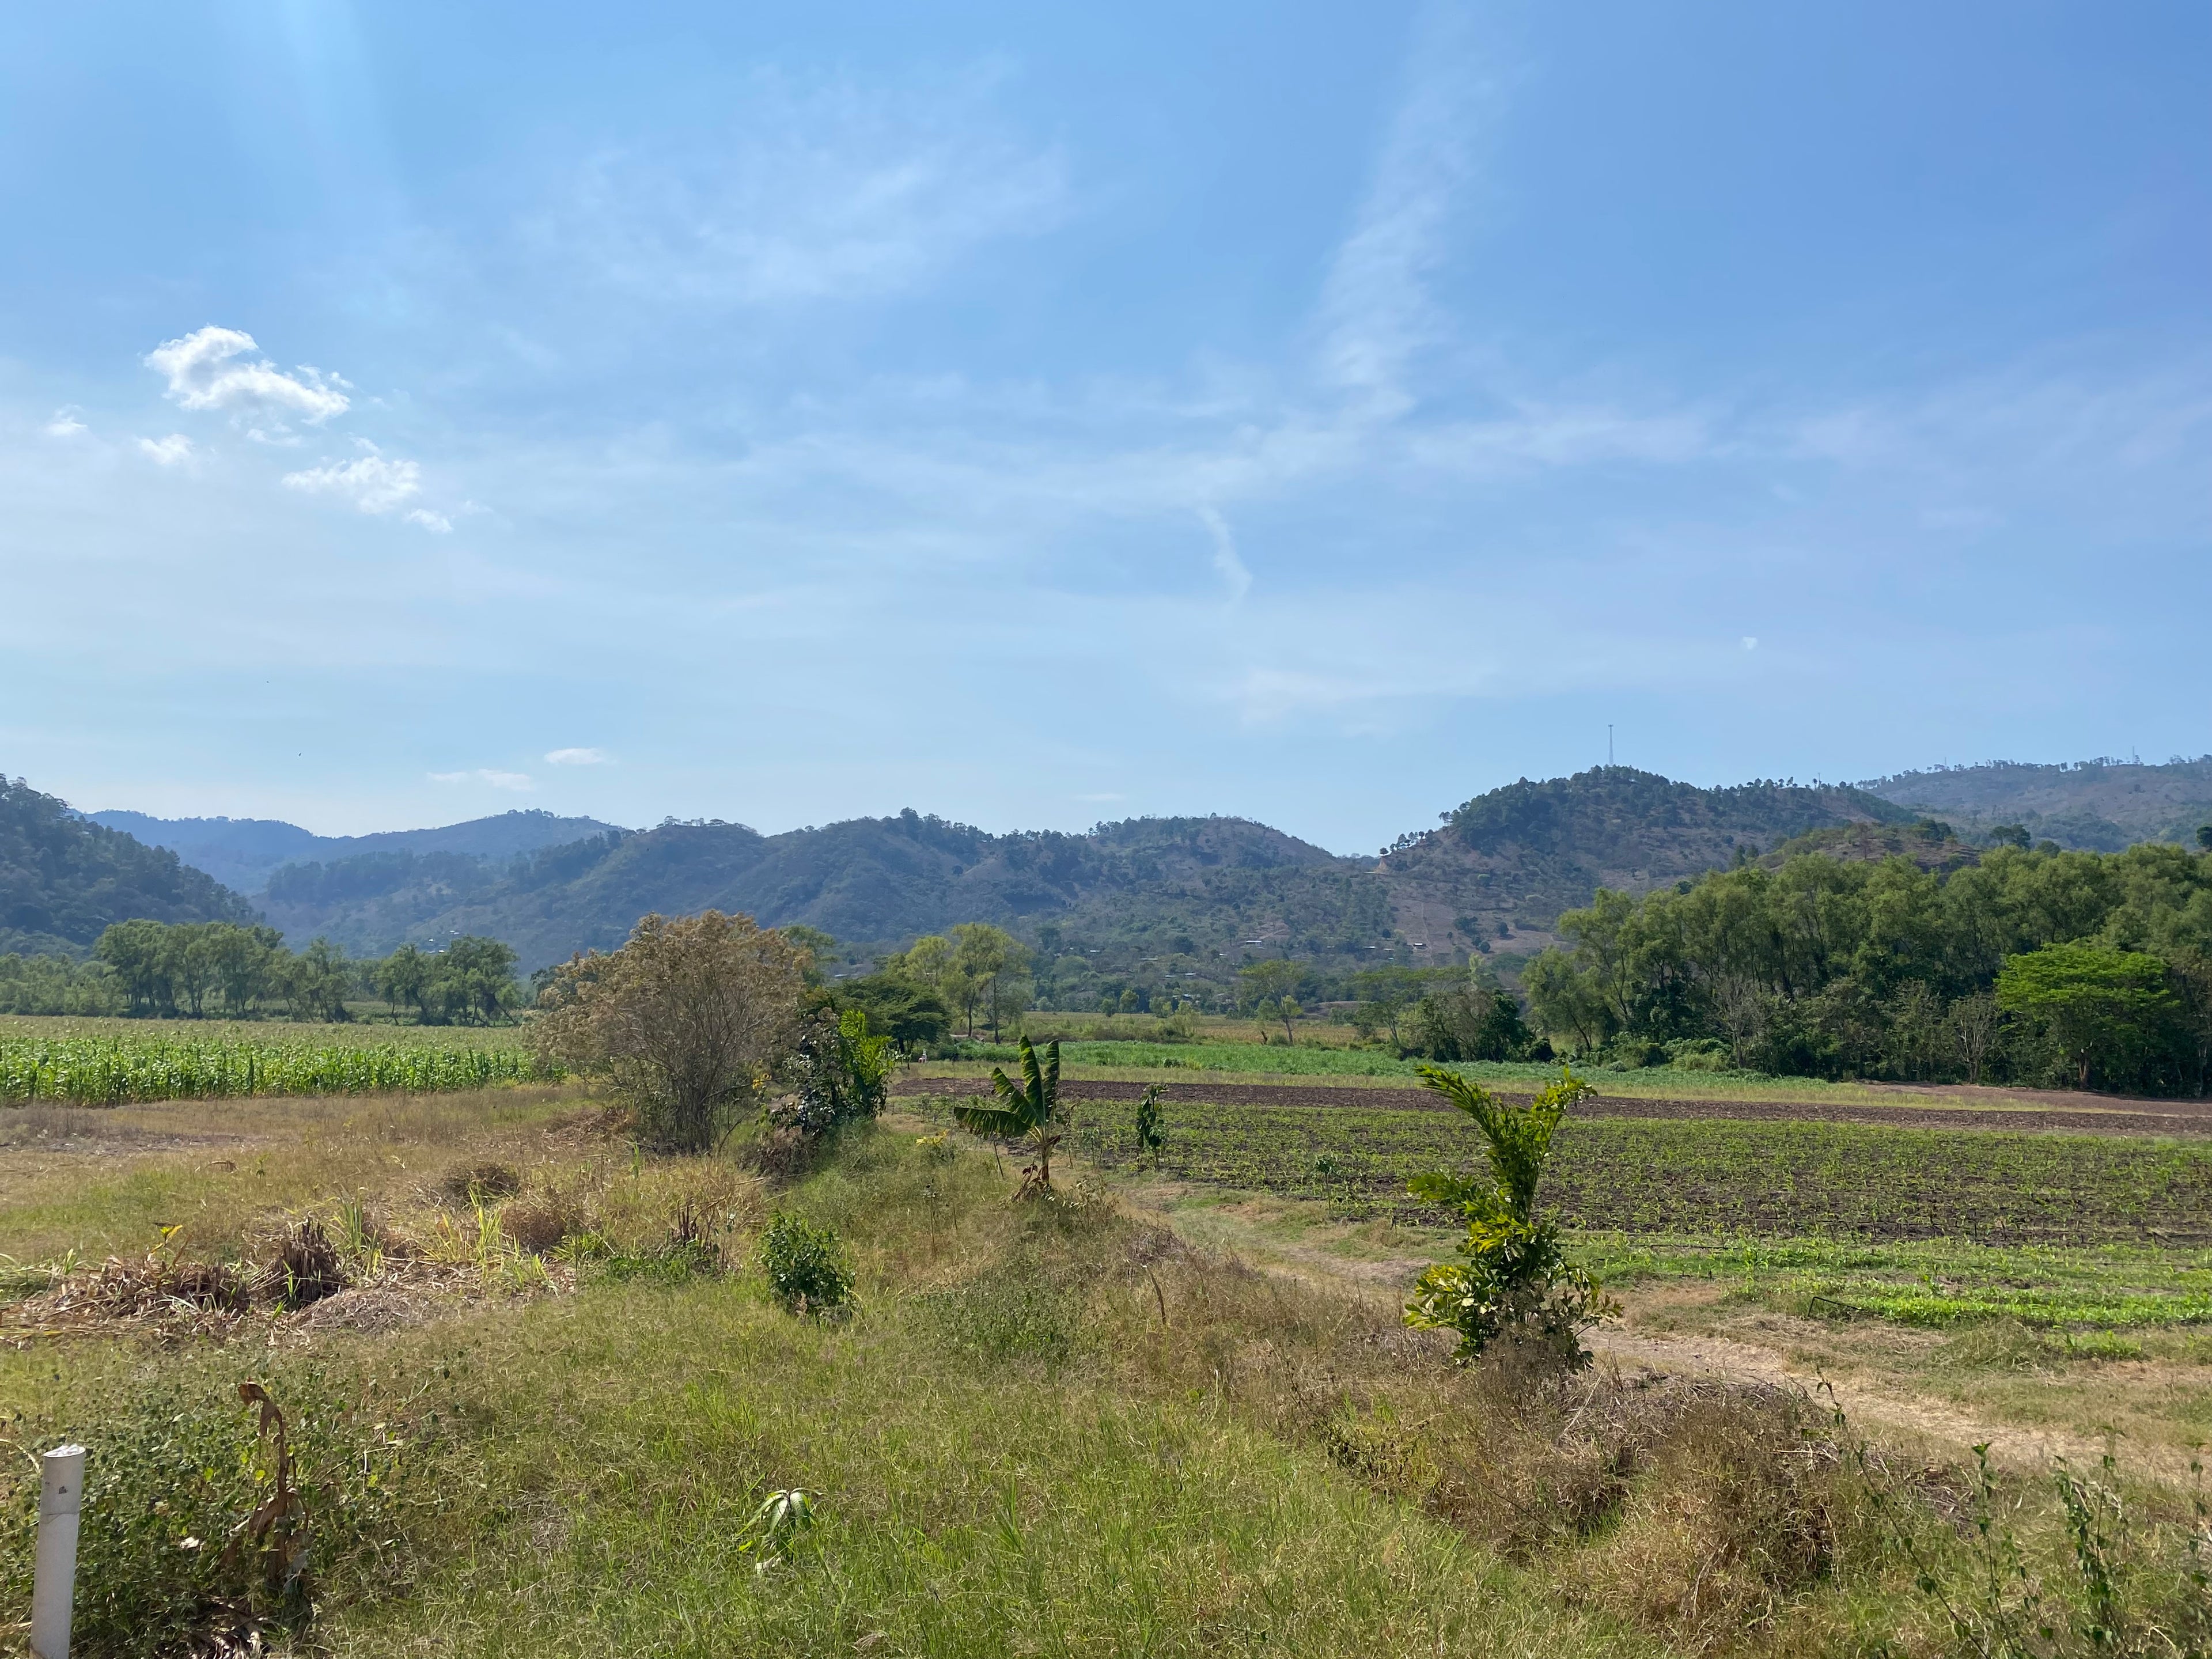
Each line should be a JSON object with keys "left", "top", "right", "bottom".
{"left": 2, "top": 1096, "right": 2207, "bottom": 1657}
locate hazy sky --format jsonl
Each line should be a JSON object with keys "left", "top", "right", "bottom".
{"left": 3, "top": 2, "right": 2206, "bottom": 852}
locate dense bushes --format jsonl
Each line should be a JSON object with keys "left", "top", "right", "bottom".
{"left": 1523, "top": 843, "right": 2212, "bottom": 1092}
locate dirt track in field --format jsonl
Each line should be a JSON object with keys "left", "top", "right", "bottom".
{"left": 894, "top": 1073, "right": 2212, "bottom": 1138}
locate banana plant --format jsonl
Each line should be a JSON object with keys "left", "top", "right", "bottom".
{"left": 953, "top": 1035, "right": 1062, "bottom": 1195}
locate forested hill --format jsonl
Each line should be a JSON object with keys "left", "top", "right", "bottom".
{"left": 244, "top": 769, "right": 1920, "bottom": 974}
{"left": 87, "top": 808, "right": 626, "bottom": 893}
{"left": 1373, "top": 768, "right": 1914, "bottom": 956}
{"left": 2, "top": 777, "right": 259, "bottom": 956}
{"left": 1865, "top": 757, "right": 2212, "bottom": 851}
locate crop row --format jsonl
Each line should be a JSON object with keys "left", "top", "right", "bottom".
{"left": 0, "top": 1036, "right": 565, "bottom": 1105}
{"left": 910, "top": 1093, "right": 2212, "bottom": 1245}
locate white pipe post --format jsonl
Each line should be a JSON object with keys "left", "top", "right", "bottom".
{"left": 31, "top": 1444, "right": 85, "bottom": 1659}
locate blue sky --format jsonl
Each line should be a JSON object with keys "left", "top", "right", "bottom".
{"left": 2, "top": 2, "right": 2206, "bottom": 853}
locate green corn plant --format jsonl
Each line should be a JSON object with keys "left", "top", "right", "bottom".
{"left": 1403, "top": 1065, "right": 1612, "bottom": 1368}
{"left": 952, "top": 1036, "right": 1063, "bottom": 1195}
{"left": 1133, "top": 1083, "right": 1166, "bottom": 1169}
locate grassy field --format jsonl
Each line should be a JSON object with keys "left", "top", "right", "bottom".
{"left": 0, "top": 1077, "right": 2207, "bottom": 1654}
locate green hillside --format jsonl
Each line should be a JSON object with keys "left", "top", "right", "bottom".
{"left": 1374, "top": 767, "right": 1914, "bottom": 957}
{"left": 1, "top": 777, "right": 259, "bottom": 956}
{"left": 1865, "top": 756, "right": 2212, "bottom": 850}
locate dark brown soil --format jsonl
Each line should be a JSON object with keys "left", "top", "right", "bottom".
{"left": 892, "top": 1074, "right": 2212, "bottom": 1139}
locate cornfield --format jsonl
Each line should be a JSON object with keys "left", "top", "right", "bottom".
{"left": 0, "top": 1035, "right": 564, "bottom": 1105}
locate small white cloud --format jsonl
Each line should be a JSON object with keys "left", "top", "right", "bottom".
{"left": 283, "top": 453, "right": 423, "bottom": 514}
{"left": 429, "top": 768, "right": 535, "bottom": 791}
{"left": 1741, "top": 636, "right": 1759, "bottom": 652}
{"left": 1197, "top": 505, "right": 1252, "bottom": 603}
{"left": 404, "top": 508, "right": 453, "bottom": 533}
{"left": 544, "top": 747, "right": 611, "bottom": 766}
{"left": 45, "top": 407, "right": 86, "bottom": 438}
{"left": 137, "top": 434, "right": 195, "bottom": 467}
{"left": 145, "top": 327, "right": 350, "bottom": 426}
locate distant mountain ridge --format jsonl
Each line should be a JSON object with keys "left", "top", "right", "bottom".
{"left": 230, "top": 770, "right": 1916, "bottom": 974}
{"left": 28, "top": 761, "right": 2202, "bottom": 993}
{"left": 1864, "top": 757, "right": 2212, "bottom": 851}
{"left": 87, "top": 808, "right": 628, "bottom": 893}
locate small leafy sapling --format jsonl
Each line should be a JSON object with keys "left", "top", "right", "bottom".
{"left": 1133, "top": 1083, "right": 1166, "bottom": 1169}
{"left": 1403, "top": 1065, "right": 1612, "bottom": 1368}
{"left": 758, "top": 1213, "right": 854, "bottom": 1315}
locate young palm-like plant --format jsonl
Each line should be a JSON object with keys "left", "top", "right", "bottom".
{"left": 953, "top": 1035, "right": 1062, "bottom": 1195}
{"left": 1404, "top": 1065, "right": 1612, "bottom": 1368}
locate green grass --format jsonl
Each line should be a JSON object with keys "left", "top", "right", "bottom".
{"left": 1578, "top": 1233, "right": 2212, "bottom": 1330}
{"left": 6, "top": 1114, "right": 2210, "bottom": 1654}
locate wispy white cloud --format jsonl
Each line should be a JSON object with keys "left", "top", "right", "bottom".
{"left": 282, "top": 450, "right": 422, "bottom": 514}
{"left": 544, "top": 747, "right": 610, "bottom": 765}
{"left": 1312, "top": 5, "right": 1499, "bottom": 414}
{"left": 145, "top": 327, "right": 350, "bottom": 426}
{"left": 1196, "top": 506, "right": 1252, "bottom": 602}
{"left": 45, "top": 407, "right": 85, "bottom": 438}
{"left": 136, "top": 434, "right": 194, "bottom": 467}
{"left": 549, "top": 69, "right": 1067, "bottom": 307}
{"left": 403, "top": 507, "right": 453, "bottom": 533}
{"left": 429, "top": 768, "right": 535, "bottom": 791}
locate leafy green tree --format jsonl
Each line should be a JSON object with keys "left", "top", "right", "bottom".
{"left": 1403, "top": 1067, "right": 1609, "bottom": 1368}
{"left": 95, "top": 919, "right": 174, "bottom": 1016}
{"left": 431, "top": 936, "right": 519, "bottom": 1024}
{"left": 2198, "top": 825, "right": 2212, "bottom": 852}
{"left": 1408, "top": 980, "right": 1540, "bottom": 1062}
{"left": 1349, "top": 965, "right": 1431, "bottom": 1048}
{"left": 285, "top": 939, "right": 354, "bottom": 1023}
{"left": 782, "top": 1007, "right": 897, "bottom": 1132}
{"left": 375, "top": 945, "right": 430, "bottom": 1021}
{"left": 1995, "top": 944, "right": 2177, "bottom": 1089}
{"left": 952, "top": 1035, "right": 1063, "bottom": 1194}
{"left": 779, "top": 926, "right": 839, "bottom": 986}
{"left": 207, "top": 925, "right": 281, "bottom": 1016}
{"left": 834, "top": 972, "right": 953, "bottom": 1054}
{"left": 536, "top": 911, "right": 811, "bottom": 1153}
{"left": 1238, "top": 958, "right": 1304, "bottom": 1043}
{"left": 1520, "top": 949, "right": 1612, "bottom": 1053}
{"left": 948, "top": 922, "right": 1030, "bottom": 1040}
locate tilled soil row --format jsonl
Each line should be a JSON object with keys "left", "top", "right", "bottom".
{"left": 892, "top": 1073, "right": 2212, "bottom": 1138}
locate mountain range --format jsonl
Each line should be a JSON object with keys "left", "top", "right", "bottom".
{"left": 86, "top": 808, "right": 625, "bottom": 894}
{"left": 12, "top": 756, "right": 2210, "bottom": 982}
{"left": 1862, "top": 756, "right": 2212, "bottom": 851}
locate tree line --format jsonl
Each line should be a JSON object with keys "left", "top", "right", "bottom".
{"left": 0, "top": 921, "right": 524, "bottom": 1024}
{"left": 1518, "top": 841, "right": 2212, "bottom": 1094}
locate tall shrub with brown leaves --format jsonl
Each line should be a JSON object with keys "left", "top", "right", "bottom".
{"left": 536, "top": 911, "right": 809, "bottom": 1152}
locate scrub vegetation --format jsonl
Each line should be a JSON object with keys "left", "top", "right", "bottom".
{"left": 0, "top": 1058, "right": 2203, "bottom": 1654}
